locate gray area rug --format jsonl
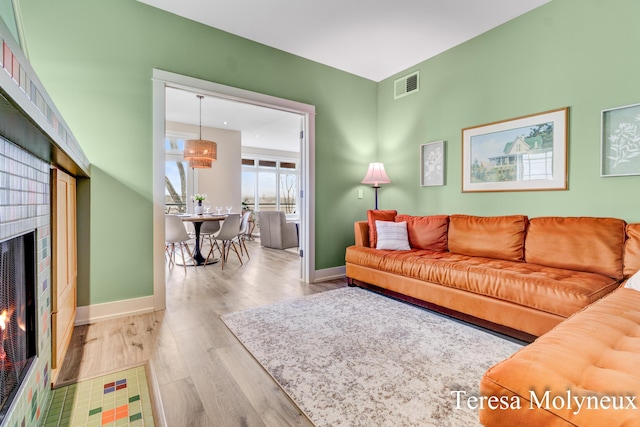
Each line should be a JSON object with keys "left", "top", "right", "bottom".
{"left": 221, "top": 287, "right": 523, "bottom": 426}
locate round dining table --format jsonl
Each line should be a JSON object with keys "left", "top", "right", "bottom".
{"left": 181, "top": 214, "right": 226, "bottom": 265}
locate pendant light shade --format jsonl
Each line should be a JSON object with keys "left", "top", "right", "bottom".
{"left": 184, "top": 95, "right": 217, "bottom": 169}
{"left": 184, "top": 139, "right": 217, "bottom": 168}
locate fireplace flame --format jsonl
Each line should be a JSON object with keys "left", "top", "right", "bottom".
{"left": 0, "top": 309, "right": 10, "bottom": 331}
{"left": 0, "top": 306, "right": 15, "bottom": 333}
{"left": 0, "top": 308, "right": 11, "bottom": 364}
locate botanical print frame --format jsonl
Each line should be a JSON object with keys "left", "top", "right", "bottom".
{"left": 420, "top": 140, "right": 445, "bottom": 186}
{"left": 601, "top": 102, "right": 640, "bottom": 177}
{"left": 462, "top": 107, "right": 568, "bottom": 192}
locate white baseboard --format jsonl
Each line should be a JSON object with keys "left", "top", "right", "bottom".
{"left": 75, "top": 296, "right": 155, "bottom": 326}
{"left": 314, "top": 266, "right": 346, "bottom": 282}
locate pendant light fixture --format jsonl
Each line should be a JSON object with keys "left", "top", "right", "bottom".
{"left": 184, "top": 94, "right": 217, "bottom": 169}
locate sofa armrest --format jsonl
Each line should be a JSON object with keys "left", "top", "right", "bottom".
{"left": 354, "top": 221, "right": 369, "bottom": 247}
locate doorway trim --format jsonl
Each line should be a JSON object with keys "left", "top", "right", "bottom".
{"left": 152, "top": 69, "right": 316, "bottom": 310}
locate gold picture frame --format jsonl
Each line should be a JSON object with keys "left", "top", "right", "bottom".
{"left": 462, "top": 107, "right": 568, "bottom": 192}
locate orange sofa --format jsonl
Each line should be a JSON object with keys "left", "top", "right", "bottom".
{"left": 479, "top": 223, "right": 640, "bottom": 426}
{"left": 479, "top": 285, "right": 640, "bottom": 426}
{"left": 346, "top": 212, "right": 640, "bottom": 426}
{"left": 346, "top": 212, "right": 633, "bottom": 340}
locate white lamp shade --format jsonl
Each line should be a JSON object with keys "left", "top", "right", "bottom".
{"left": 361, "top": 162, "right": 391, "bottom": 187}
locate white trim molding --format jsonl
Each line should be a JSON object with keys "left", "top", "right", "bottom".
{"left": 152, "top": 69, "right": 317, "bottom": 310}
{"left": 75, "top": 296, "right": 155, "bottom": 326}
{"left": 314, "top": 266, "right": 346, "bottom": 282}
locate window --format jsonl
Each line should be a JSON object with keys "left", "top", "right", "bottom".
{"left": 165, "top": 137, "right": 195, "bottom": 213}
{"left": 258, "top": 172, "right": 277, "bottom": 211}
{"left": 279, "top": 173, "right": 297, "bottom": 214}
{"left": 242, "top": 156, "right": 299, "bottom": 214}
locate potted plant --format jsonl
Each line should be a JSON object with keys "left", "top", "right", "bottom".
{"left": 192, "top": 193, "right": 207, "bottom": 215}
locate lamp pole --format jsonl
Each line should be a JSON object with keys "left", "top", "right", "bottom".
{"left": 373, "top": 185, "right": 380, "bottom": 210}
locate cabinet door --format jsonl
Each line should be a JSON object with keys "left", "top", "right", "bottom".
{"left": 51, "top": 168, "right": 77, "bottom": 371}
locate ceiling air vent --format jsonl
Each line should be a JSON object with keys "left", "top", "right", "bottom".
{"left": 394, "top": 71, "right": 419, "bottom": 100}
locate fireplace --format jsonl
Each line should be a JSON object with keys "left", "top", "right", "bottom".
{"left": 0, "top": 9, "right": 89, "bottom": 425}
{"left": 0, "top": 231, "right": 36, "bottom": 422}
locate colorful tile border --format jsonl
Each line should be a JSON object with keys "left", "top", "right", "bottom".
{"left": 40, "top": 365, "right": 155, "bottom": 427}
{"left": 1, "top": 38, "right": 79, "bottom": 160}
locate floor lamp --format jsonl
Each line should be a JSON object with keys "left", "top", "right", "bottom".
{"left": 361, "top": 162, "right": 391, "bottom": 210}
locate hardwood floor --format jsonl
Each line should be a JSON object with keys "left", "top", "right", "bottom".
{"left": 56, "top": 239, "right": 347, "bottom": 426}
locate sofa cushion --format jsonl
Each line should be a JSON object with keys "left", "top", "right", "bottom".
{"left": 345, "top": 246, "right": 619, "bottom": 318}
{"left": 375, "top": 220, "right": 410, "bottom": 250}
{"left": 624, "top": 223, "right": 640, "bottom": 278}
{"left": 480, "top": 287, "right": 640, "bottom": 427}
{"left": 448, "top": 215, "right": 527, "bottom": 261}
{"left": 395, "top": 214, "right": 448, "bottom": 251}
{"left": 367, "top": 210, "right": 397, "bottom": 248}
{"left": 525, "top": 217, "right": 626, "bottom": 280}
{"left": 624, "top": 269, "right": 640, "bottom": 291}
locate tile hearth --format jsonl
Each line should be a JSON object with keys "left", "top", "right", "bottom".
{"left": 40, "top": 365, "right": 155, "bottom": 427}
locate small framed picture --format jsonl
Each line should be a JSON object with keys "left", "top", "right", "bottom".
{"left": 420, "top": 141, "right": 445, "bottom": 186}
{"left": 601, "top": 102, "right": 640, "bottom": 177}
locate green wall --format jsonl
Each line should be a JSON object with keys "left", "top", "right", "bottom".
{"left": 20, "top": 0, "right": 377, "bottom": 305}
{"left": 378, "top": 0, "right": 640, "bottom": 221}
{"left": 19, "top": 0, "right": 640, "bottom": 307}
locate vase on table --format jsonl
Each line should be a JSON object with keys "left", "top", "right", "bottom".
{"left": 194, "top": 200, "right": 204, "bottom": 215}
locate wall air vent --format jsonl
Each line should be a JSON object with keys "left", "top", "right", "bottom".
{"left": 394, "top": 71, "right": 419, "bottom": 99}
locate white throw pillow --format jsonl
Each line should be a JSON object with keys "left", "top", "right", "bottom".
{"left": 624, "top": 269, "right": 640, "bottom": 292}
{"left": 375, "top": 220, "right": 411, "bottom": 251}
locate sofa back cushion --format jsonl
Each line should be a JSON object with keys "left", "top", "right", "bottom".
{"left": 395, "top": 214, "right": 449, "bottom": 251}
{"left": 525, "top": 217, "right": 626, "bottom": 280}
{"left": 624, "top": 223, "right": 640, "bottom": 278}
{"left": 448, "top": 215, "right": 527, "bottom": 261}
{"left": 367, "top": 210, "right": 397, "bottom": 248}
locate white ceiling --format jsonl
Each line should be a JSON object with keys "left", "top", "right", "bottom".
{"left": 139, "top": 0, "right": 550, "bottom": 82}
{"left": 157, "top": 0, "right": 551, "bottom": 152}
{"left": 165, "top": 87, "right": 302, "bottom": 153}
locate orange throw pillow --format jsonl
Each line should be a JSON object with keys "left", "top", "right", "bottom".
{"left": 395, "top": 215, "right": 449, "bottom": 251}
{"left": 367, "top": 210, "right": 397, "bottom": 248}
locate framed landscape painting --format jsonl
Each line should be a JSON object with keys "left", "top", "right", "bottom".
{"left": 601, "top": 102, "right": 640, "bottom": 177}
{"left": 420, "top": 140, "right": 445, "bottom": 186}
{"left": 462, "top": 108, "right": 568, "bottom": 192}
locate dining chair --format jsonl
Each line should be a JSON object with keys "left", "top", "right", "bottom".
{"left": 200, "top": 220, "right": 221, "bottom": 257}
{"left": 235, "top": 211, "right": 252, "bottom": 259}
{"left": 165, "top": 214, "right": 194, "bottom": 272}
{"left": 207, "top": 214, "right": 243, "bottom": 269}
